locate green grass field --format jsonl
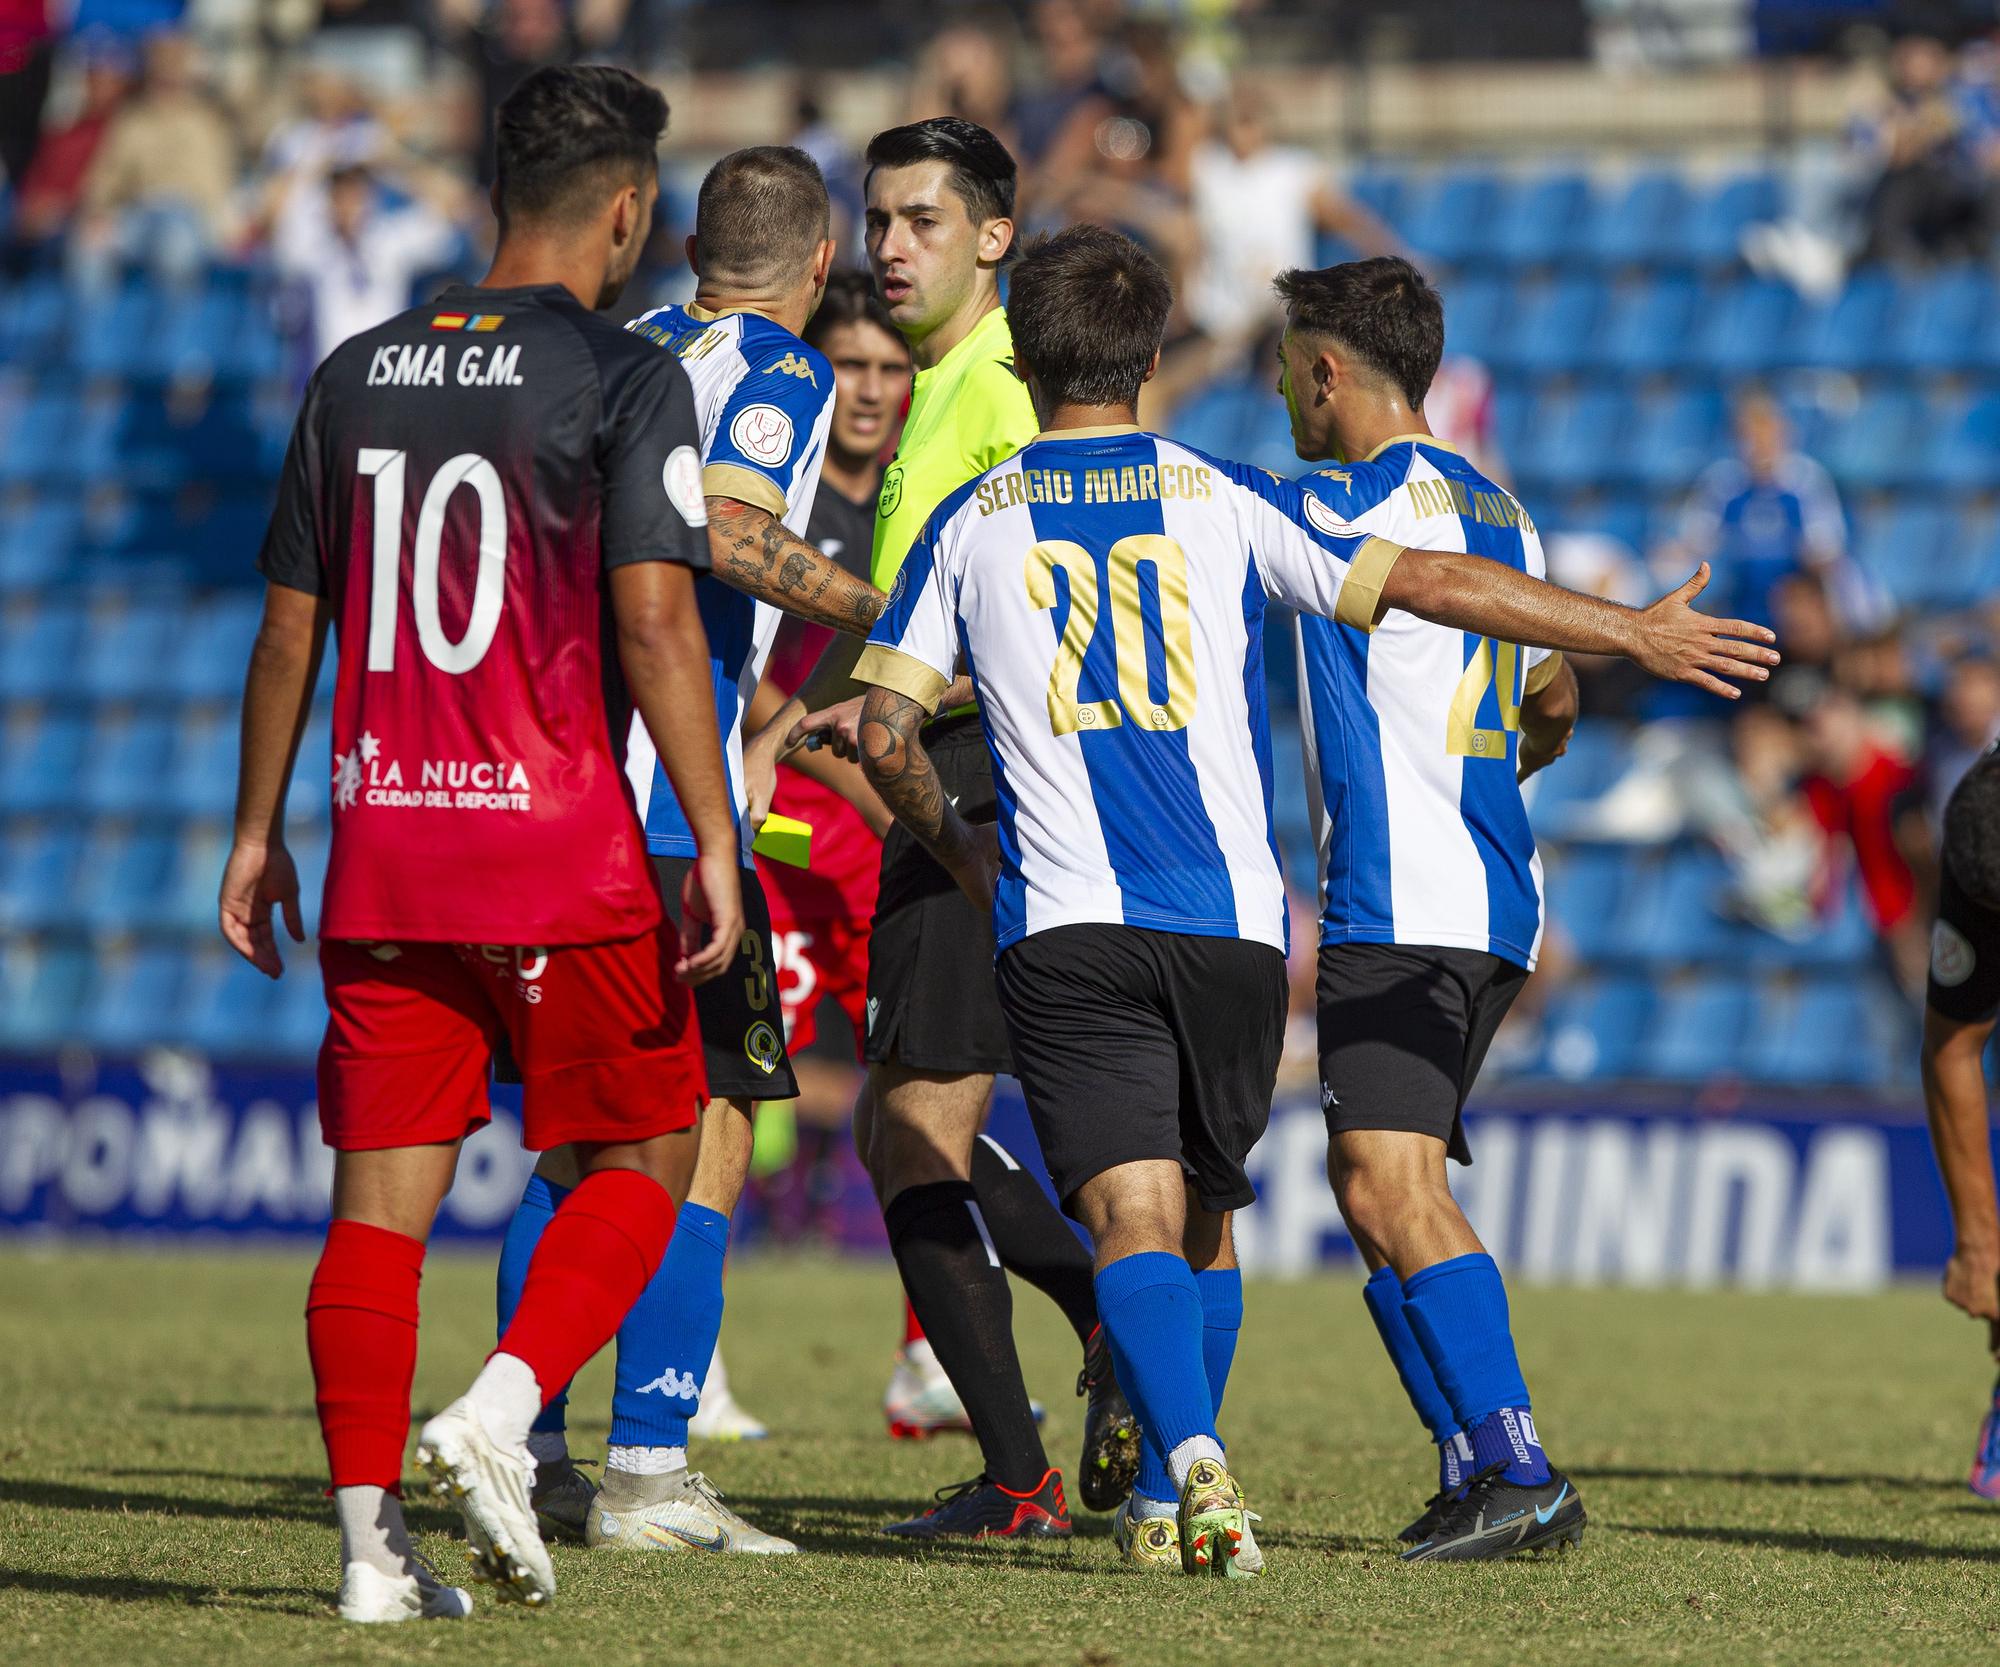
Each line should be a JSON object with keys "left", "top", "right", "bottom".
{"left": 5, "top": 1248, "right": 2000, "bottom": 1666}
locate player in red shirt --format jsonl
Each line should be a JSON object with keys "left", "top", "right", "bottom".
{"left": 219, "top": 66, "right": 738, "bottom": 1623}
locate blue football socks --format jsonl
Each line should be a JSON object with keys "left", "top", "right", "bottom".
{"left": 496, "top": 1172, "right": 570, "bottom": 1437}
{"left": 1094, "top": 1252, "right": 1220, "bottom": 1496}
{"left": 609, "top": 1202, "right": 731, "bottom": 1451}
{"left": 1134, "top": 1264, "right": 1244, "bottom": 1507}
{"left": 1361, "top": 1262, "right": 1471, "bottom": 1493}
{"left": 1402, "top": 1253, "right": 1549, "bottom": 1487}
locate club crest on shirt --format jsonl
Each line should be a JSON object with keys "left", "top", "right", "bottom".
{"left": 730, "top": 403, "right": 794, "bottom": 467}
{"left": 1302, "top": 493, "right": 1358, "bottom": 539}
{"left": 1933, "top": 920, "right": 1977, "bottom": 987}
{"left": 662, "top": 445, "right": 707, "bottom": 529}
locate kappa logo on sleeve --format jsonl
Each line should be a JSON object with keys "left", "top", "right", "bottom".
{"left": 730, "top": 404, "right": 795, "bottom": 467}
{"left": 769, "top": 351, "right": 818, "bottom": 384}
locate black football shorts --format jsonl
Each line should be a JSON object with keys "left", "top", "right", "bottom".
{"left": 1315, "top": 942, "right": 1527, "bottom": 1164}
{"left": 653, "top": 855, "right": 800, "bottom": 1105}
{"left": 863, "top": 714, "right": 1013, "bottom": 1075}
{"left": 996, "top": 923, "right": 1288, "bottom": 1213}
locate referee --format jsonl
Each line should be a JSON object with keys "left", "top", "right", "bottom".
{"left": 766, "top": 118, "right": 1137, "bottom": 1540}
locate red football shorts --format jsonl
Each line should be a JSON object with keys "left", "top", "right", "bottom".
{"left": 765, "top": 912, "right": 871, "bottom": 1062}
{"left": 317, "top": 931, "right": 707, "bottom": 1152}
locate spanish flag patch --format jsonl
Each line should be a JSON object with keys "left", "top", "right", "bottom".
{"left": 430, "top": 312, "right": 505, "bottom": 332}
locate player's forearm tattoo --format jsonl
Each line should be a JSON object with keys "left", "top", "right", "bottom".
{"left": 858, "top": 687, "right": 978, "bottom": 871}
{"left": 705, "top": 498, "right": 886, "bottom": 636}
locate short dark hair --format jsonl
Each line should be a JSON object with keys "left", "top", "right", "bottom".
{"left": 864, "top": 116, "right": 1016, "bottom": 228}
{"left": 804, "top": 268, "right": 906, "bottom": 355}
{"left": 1273, "top": 256, "right": 1445, "bottom": 410}
{"left": 695, "top": 145, "right": 829, "bottom": 284}
{"left": 1007, "top": 225, "right": 1171, "bottom": 409}
{"left": 1945, "top": 751, "right": 2000, "bottom": 910}
{"left": 495, "top": 65, "right": 667, "bottom": 227}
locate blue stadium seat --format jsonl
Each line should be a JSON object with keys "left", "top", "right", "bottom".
{"left": 0, "top": 940, "right": 94, "bottom": 1053}
{"left": 1687, "top": 277, "right": 1802, "bottom": 378}
{"left": 1540, "top": 976, "right": 1653, "bottom": 1080}
{"left": 164, "top": 710, "right": 239, "bottom": 819}
{"left": 1436, "top": 272, "right": 1513, "bottom": 366}
{"left": 1787, "top": 270, "right": 1899, "bottom": 372}
{"left": 1609, "top": 845, "right": 1738, "bottom": 965}
{"left": 1818, "top": 388, "right": 1927, "bottom": 492}
{"left": 76, "top": 711, "right": 179, "bottom": 817}
{"left": 1542, "top": 844, "right": 1633, "bottom": 961}
{"left": 1493, "top": 172, "right": 1591, "bottom": 268}
{"left": 1883, "top": 265, "right": 1994, "bottom": 373}
{"left": 76, "top": 944, "right": 194, "bottom": 1053}
{"left": 74, "top": 828, "right": 181, "bottom": 934}
{"left": 0, "top": 274, "right": 69, "bottom": 369}
{"left": 149, "top": 822, "right": 231, "bottom": 935}
{"left": 0, "top": 711, "right": 92, "bottom": 816}
{"left": 183, "top": 950, "right": 286, "bottom": 1057}
{"left": 288, "top": 714, "right": 333, "bottom": 825}
{"left": 0, "top": 389, "right": 83, "bottom": 489}
{"left": 1742, "top": 978, "right": 1895, "bottom": 1086}
{"left": 1593, "top": 273, "right": 1701, "bottom": 376}
{"left": 1511, "top": 385, "right": 1633, "bottom": 497}
{"left": 273, "top": 958, "right": 330, "bottom": 1056}
{"left": 0, "top": 495, "right": 82, "bottom": 594}
{"left": 71, "top": 280, "right": 168, "bottom": 381}
{"left": 169, "top": 593, "right": 264, "bottom": 701}
{"left": 1614, "top": 385, "right": 1727, "bottom": 493}
{"left": 1491, "top": 274, "right": 1608, "bottom": 377}
{"left": 1914, "top": 392, "right": 2000, "bottom": 494}
{"left": 0, "top": 823, "right": 88, "bottom": 933}
{"left": 1641, "top": 973, "right": 1753, "bottom": 1079}
{"left": 76, "top": 597, "right": 187, "bottom": 704}
{"left": 1681, "top": 172, "right": 1781, "bottom": 268}
{"left": 1851, "top": 501, "right": 1956, "bottom": 610}
{"left": 1584, "top": 169, "right": 1691, "bottom": 268}
{"left": 82, "top": 391, "right": 273, "bottom": 494}
{"left": 1401, "top": 169, "right": 1503, "bottom": 268}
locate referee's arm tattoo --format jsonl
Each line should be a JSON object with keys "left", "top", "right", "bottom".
{"left": 705, "top": 497, "right": 885, "bottom": 636}
{"left": 858, "top": 686, "right": 982, "bottom": 877}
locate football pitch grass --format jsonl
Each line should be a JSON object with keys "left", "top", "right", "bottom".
{"left": 5, "top": 1250, "right": 2000, "bottom": 1666}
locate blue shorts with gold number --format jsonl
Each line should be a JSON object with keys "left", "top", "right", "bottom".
{"left": 653, "top": 855, "right": 800, "bottom": 1105}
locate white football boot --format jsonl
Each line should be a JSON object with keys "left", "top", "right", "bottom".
{"left": 415, "top": 1397, "right": 556, "bottom": 1606}
{"left": 883, "top": 1340, "right": 974, "bottom": 1439}
{"left": 336, "top": 1556, "right": 474, "bottom": 1623}
{"left": 586, "top": 1466, "right": 798, "bottom": 1555}
{"left": 687, "top": 1348, "right": 769, "bottom": 1441}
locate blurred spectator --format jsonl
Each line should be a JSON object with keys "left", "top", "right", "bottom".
{"left": 1145, "top": 76, "right": 1401, "bottom": 421}
{"left": 908, "top": 14, "right": 1019, "bottom": 152}
{"left": 70, "top": 31, "right": 240, "bottom": 291}
{"left": 0, "top": 0, "right": 56, "bottom": 187}
{"left": 1011, "top": 0, "right": 1106, "bottom": 168}
{"left": 1929, "top": 655, "right": 2000, "bottom": 825}
{"left": 1665, "top": 389, "right": 1854, "bottom": 633}
{"left": 1854, "top": 34, "right": 1992, "bottom": 267}
{"left": 271, "top": 143, "right": 467, "bottom": 364}
{"left": 310, "top": 0, "right": 431, "bottom": 101}
{"left": 789, "top": 82, "right": 862, "bottom": 257}
{"left": 1781, "top": 671, "right": 1932, "bottom": 992}
{"left": 444, "top": 0, "right": 586, "bottom": 182}
{"left": 1425, "top": 353, "right": 1508, "bottom": 484}
{"left": 8, "top": 38, "right": 135, "bottom": 250}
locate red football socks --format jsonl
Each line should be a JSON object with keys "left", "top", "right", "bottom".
{"left": 306, "top": 1219, "right": 426, "bottom": 1491}
{"left": 903, "top": 1294, "right": 927, "bottom": 1348}
{"left": 495, "top": 1167, "right": 677, "bottom": 1403}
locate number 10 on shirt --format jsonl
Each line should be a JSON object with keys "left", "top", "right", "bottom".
{"left": 358, "top": 448, "right": 508, "bottom": 676}
{"left": 1025, "top": 534, "right": 1198, "bottom": 736}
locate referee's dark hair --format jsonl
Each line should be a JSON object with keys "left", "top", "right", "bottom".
{"left": 1274, "top": 256, "right": 1445, "bottom": 411}
{"left": 865, "top": 116, "right": 1016, "bottom": 229}
{"left": 1944, "top": 750, "right": 2000, "bottom": 911}
{"left": 695, "top": 145, "right": 830, "bottom": 285}
{"left": 804, "top": 268, "right": 905, "bottom": 353}
{"left": 494, "top": 65, "right": 668, "bottom": 229}
{"left": 1007, "top": 225, "right": 1171, "bottom": 410}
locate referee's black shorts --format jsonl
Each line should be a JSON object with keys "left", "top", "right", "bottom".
{"left": 996, "top": 923, "right": 1287, "bottom": 1214}
{"left": 1316, "top": 942, "right": 1527, "bottom": 1165}
{"left": 863, "top": 713, "right": 1013, "bottom": 1075}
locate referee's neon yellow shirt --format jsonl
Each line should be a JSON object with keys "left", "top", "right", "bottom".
{"left": 870, "top": 304, "right": 1039, "bottom": 592}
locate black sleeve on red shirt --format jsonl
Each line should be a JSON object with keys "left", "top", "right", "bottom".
{"left": 1927, "top": 859, "right": 2000, "bottom": 1025}
{"left": 593, "top": 338, "right": 711, "bottom": 574}
{"left": 257, "top": 370, "right": 328, "bottom": 596}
